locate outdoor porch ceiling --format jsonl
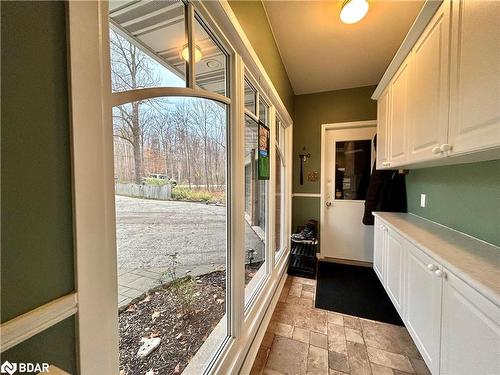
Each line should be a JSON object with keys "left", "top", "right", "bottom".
{"left": 109, "top": 0, "right": 226, "bottom": 95}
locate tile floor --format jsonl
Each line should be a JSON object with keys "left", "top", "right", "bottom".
{"left": 250, "top": 275, "right": 431, "bottom": 375}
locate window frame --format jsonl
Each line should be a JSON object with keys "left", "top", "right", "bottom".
{"left": 274, "top": 116, "right": 288, "bottom": 262}
{"left": 69, "top": 1, "right": 293, "bottom": 374}
{"left": 242, "top": 69, "right": 272, "bottom": 311}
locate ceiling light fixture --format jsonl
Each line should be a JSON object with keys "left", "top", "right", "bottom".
{"left": 180, "top": 44, "right": 202, "bottom": 63}
{"left": 340, "top": 0, "right": 369, "bottom": 24}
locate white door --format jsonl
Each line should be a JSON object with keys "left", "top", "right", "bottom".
{"left": 385, "top": 228, "right": 405, "bottom": 316}
{"left": 405, "top": 242, "right": 442, "bottom": 375}
{"left": 448, "top": 0, "right": 500, "bottom": 154}
{"left": 440, "top": 269, "right": 500, "bottom": 375}
{"left": 322, "top": 125, "right": 376, "bottom": 262}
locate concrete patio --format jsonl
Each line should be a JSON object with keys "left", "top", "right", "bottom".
{"left": 115, "top": 195, "right": 264, "bottom": 307}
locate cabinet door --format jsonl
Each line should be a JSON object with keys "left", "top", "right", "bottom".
{"left": 405, "top": 243, "right": 442, "bottom": 375}
{"left": 373, "top": 218, "right": 386, "bottom": 283}
{"left": 408, "top": 0, "right": 450, "bottom": 163}
{"left": 385, "top": 228, "right": 405, "bottom": 315}
{"left": 389, "top": 56, "right": 411, "bottom": 166}
{"left": 440, "top": 270, "right": 500, "bottom": 375}
{"left": 376, "top": 88, "right": 391, "bottom": 169}
{"left": 448, "top": 0, "right": 500, "bottom": 154}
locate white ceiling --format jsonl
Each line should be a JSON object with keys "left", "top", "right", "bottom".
{"left": 263, "top": 1, "right": 424, "bottom": 95}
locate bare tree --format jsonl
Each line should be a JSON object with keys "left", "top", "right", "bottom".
{"left": 110, "top": 29, "right": 160, "bottom": 183}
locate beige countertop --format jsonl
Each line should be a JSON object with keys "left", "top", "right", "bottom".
{"left": 373, "top": 212, "right": 500, "bottom": 307}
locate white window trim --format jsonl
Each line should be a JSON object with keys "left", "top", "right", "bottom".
{"left": 68, "top": 2, "right": 119, "bottom": 373}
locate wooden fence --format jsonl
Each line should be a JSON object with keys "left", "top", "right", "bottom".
{"left": 115, "top": 183, "right": 171, "bottom": 200}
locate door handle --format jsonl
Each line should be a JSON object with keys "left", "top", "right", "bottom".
{"left": 326, "top": 201, "right": 332, "bottom": 207}
{"left": 440, "top": 143, "right": 451, "bottom": 152}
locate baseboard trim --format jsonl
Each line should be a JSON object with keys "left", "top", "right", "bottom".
{"left": 320, "top": 257, "right": 373, "bottom": 268}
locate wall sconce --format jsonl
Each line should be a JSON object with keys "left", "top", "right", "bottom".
{"left": 299, "top": 148, "right": 311, "bottom": 185}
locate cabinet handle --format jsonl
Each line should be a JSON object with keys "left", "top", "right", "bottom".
{"left": 432, "top": 146, "right": 442, "bottom": 155}
{"left": 382, "top": 162, "right": 391, "bottom": 167}
{"left": 427, "top": 264, "right": 438, "bottom": 271}
{"left": 440, "top": 143, "right": 452, "bottom": 152}
{"left": 434, "top": 269, "right": 445, "bottom": 278}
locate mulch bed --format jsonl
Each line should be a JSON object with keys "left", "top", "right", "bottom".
{"left": 119, "top": 264, "right": 266, "bottom": 375}
{"left": 119, "top": 271, "right": 226, "bottom": 375}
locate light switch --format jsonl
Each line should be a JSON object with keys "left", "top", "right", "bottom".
{"left": 420, "top": 194, "right": 426, "bottom": 208}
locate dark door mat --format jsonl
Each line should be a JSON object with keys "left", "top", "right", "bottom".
{"left": 315, "top": 261, "right": 404, "bottom": 326}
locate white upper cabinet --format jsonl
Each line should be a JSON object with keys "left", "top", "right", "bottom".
{"left": 408, "top": 0, "right": 451, "bottom": 163}
{"left": 448, "top": 0, "right": 500, "bottom": 155}
{"left": 373, "top": 0, "right": 500, "bottom": 169}
{"left": 376, "top": 88, "right": 391, "bottom": 169}
{"left": 389, "top": 56, "right": 411, "bottom": 166}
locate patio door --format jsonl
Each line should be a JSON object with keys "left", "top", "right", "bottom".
{"left": 321, "top": 123, "right": 376, "bottom": 263}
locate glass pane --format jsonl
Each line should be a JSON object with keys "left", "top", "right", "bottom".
{"left": 113, "top": 97, "right": 228, "bottom": 373}
{"left": 259, "top": 98, "right": 269, "bottom": 126}
{"left": 334, "top": 140, "right": 372, "bottom": 200}
{"left": 244, "top": 79, "right": 256, "bottom": 114}
{"left": 109, "top": 0, "right": 186, "bottom": 91}
{"left": 194, "top": 17, "right": 227, "bottom": 96}
{"left": 244, "top": 114, "right": 266, "bottom": 300}
{"left": 275, "top": 150, "right": 282, "bottom": 254}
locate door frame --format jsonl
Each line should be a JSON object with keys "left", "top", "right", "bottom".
{"left": 319, "top": 120, "right": 377, "bottom": 259}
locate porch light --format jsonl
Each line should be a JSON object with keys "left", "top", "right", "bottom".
{"left": 340, "top": 0, "right": 369, "bottom": 24}
{"left": 181, "top": 43, "right": 203, "bottom": 63}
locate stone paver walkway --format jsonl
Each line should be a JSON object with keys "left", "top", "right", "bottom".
{"left": 251, "top": 275, "right": 431, "bottom": 375}
{"left": 117, "top": 264, "right": 223, "bottom": 308}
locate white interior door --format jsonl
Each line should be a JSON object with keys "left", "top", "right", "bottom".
{"left": 321, "top": 125, "right": 376, "bottom": 262}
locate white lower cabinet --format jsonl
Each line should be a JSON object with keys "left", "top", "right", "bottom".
{"left": 373, "top": 216, "right": 500, "bottom": 375}
{"left": 373, "top": 218, "right": 386, "bottom": 282}
{"left": 405, "top": 242, "right": 442, "bottom": 375}
{"left": 440, "top": 270, "right": 500, "bottom": 375}
{"left": 385, "top": 229, "right": 405, "bottom": 315}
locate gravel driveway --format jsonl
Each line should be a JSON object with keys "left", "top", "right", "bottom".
{"left": 116, "top": 195, "right": 264, "bottom": 273}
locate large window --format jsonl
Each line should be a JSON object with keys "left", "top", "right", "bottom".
{"left": 244, "top": 80, "right": 271, "bottom": 304}
{"left": 109, "top": 2, "right": 231, "bottom": 374}
{"left": 102, "top": 1, "right": 292, "bottom": 373}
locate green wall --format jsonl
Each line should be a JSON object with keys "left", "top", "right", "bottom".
{"left": 291, "top": 86, "right": 499, "bottom": 247}
{"left": 228, "top": 0, "right": 295, "bottom": 117}
{"left": 1, "top": 2, "right": 76, "bottom": 371}
{"left": 293, "top": 86, "right": 377, "bottom": 194}
{"left": 292, "top": 86, "right": 377, "bottom": 228}
{"left": 406, "top": 160, "right": 500, "bottom": 246}
{"left": 1, "top": 317, "right": 77, "bottom": 374}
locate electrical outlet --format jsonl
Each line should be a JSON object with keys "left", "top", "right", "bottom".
{"left": 420, "top": 194, "right": 426, "bottom": 208}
